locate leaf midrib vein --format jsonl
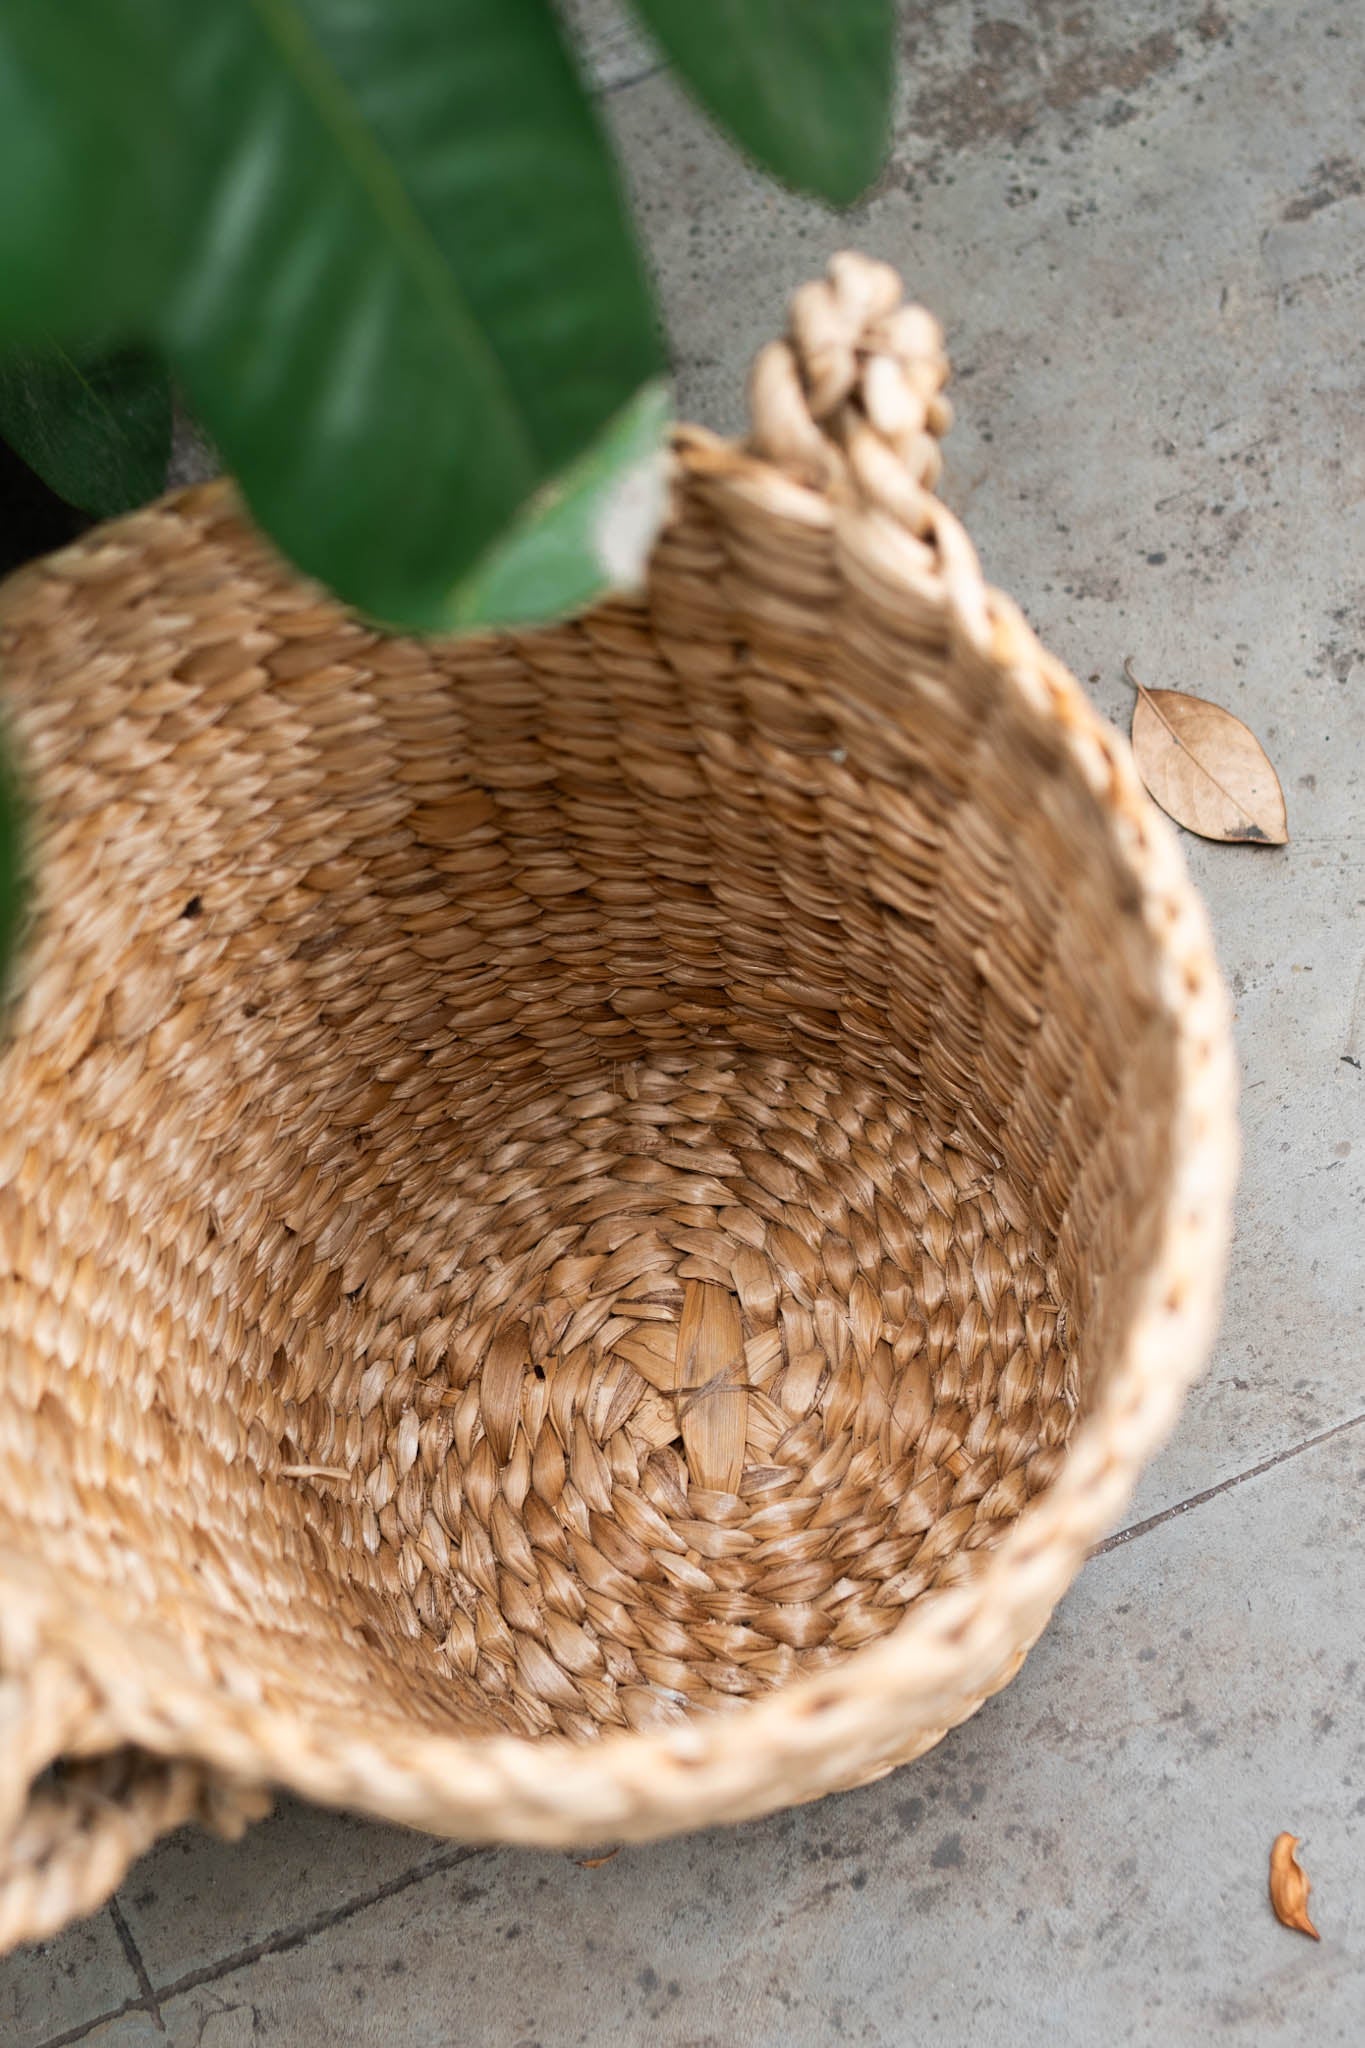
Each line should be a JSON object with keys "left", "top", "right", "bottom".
{"left": 245, "top": 0, "right": 539, "bottom": 480}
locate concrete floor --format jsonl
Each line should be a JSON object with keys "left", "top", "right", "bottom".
{"left": 6, "top": 0, "right": 1365, "bottom": 2040}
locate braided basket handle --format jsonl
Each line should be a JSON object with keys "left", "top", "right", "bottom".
{"left": 0, "top": 1662, "right": 269, "bottom": 1949}
{"left": 745, "top": 251, "right": 995, "bottom": 644}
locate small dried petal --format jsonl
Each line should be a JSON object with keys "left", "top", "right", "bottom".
{"left": 1269, "top": 1832, "right": 1320, "bottom": 1940}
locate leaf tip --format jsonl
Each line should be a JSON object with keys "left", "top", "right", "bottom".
{"left": 1230, "top": 822, "right": 1289, "bottom": 847}
{"left": 442, "top": 379, "right": 672, "bottom": 633}
{"left": 591, "top": 437, "right": 670, "bottom": 593}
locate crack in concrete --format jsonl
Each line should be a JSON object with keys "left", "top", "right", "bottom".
{"left": 1094, "top": 1406, "right": 1365, "bottom": 1556}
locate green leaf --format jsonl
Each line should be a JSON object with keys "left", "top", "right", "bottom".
{"left": 448, "top": 376, "right": 670, "bottom": 629}
{"left": 161, "top": 0, "right": 667, "bottom": 626}
{"left": 0, "top": 344, "right": 172, "bottom": 518}
{"left": 0, "top": 0, "right": 666, "bottom": 630}
{"left": 626, "top": 0, "right": 895, "bottom": 203}
{"left": 0, "top": 2, "right": 181, "bottom": 338}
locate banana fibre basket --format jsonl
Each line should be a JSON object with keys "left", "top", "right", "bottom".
{"left": 0, "top": 255, "right": 1236, "bottom": 1947}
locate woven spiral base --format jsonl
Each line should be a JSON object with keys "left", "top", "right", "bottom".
{"left": 0, "top": 256, "right": 1236, "bottom": 1947}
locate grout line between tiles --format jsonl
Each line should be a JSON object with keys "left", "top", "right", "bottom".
{"left": 1093, "top": 1406, "right": 1365, "bottom": 1556}
{"left": 33, "top": 1843, "right": 488, "bottom": 2048}
{"left": 34, "top": 1998, "right": 148, "bottom": 2048}
{"left": 107, "top": 1897, "right": 162, "bottom": 2034}
{"left": 33, "top": 1412, "right": 1365, "bottom": 2045}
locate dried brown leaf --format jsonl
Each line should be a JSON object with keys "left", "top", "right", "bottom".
{"left": 1269, "top": 1831, "right": 1320, "bottom": 1939}
{"left": 575, "top": 1849, "right": 619, "bottom": 1869}
{"left": 611, "top": 1324, "right": 679, "bottom": 1392}
{"left": 676, "top": 1279, "right": 747, "bottom": 1493}
{"left": 479, "top": 1322, "right": 529, "bottom": 1465}
{"left": 1125, "top": 658, "right": 1288, "bottom": 845}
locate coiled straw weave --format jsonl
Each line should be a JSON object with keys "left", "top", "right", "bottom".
{"left": 0, "top": 256, "right": 1236, "bottom": 1947}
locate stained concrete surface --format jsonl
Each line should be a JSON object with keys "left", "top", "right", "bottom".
{"left": 5, "top": 0, "right": 1364, "bottom": 2039}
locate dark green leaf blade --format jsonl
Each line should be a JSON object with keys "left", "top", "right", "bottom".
{"left": 0, "top": 2, "right": 181, "bottom": 339}
{"left": 157, "top": 0, "right": 665, "bottom": 627}
{"left": 291, "top": 0, "right": 662, "bottom": 475}
{"left": 626, "top": 0, "right": 895, "bottom": 203}
{"left": 0, "top": 345, "right": 172, "bottom": 518}
{"left": 0, "top": 0, "right": 667, "bottom": 627}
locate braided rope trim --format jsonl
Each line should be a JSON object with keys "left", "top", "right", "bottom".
{"left": 0, "top": 1743, "right": 269, "bottom": 1951}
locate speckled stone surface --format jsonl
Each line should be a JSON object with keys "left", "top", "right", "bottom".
{"left": 5, "top": 1, "right": 1363, "bottom": 2039}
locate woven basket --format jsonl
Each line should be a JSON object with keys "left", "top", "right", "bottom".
{"left": 0, "top": 255, "right": 1235, "bottom": 1949}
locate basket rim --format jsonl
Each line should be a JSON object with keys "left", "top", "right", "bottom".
{"left": 0, "top": 442, "right": 1239, "bottom": 1846}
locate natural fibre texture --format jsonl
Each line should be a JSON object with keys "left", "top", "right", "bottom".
{"left": 0, "top": 255, "right": 1236, "bottom": 1948}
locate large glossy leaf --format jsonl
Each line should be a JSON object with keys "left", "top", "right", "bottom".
{"left": 0, "top": 3, "right": 181, "bottom": 339}
{"left": 627, "top": 0, "right": 895, "bottom": 203}
{"left": 0, "top": 344, "right": 172, "bottom": 518}
{"left": 0, "top": 0, "right": 666, "bottom": 629}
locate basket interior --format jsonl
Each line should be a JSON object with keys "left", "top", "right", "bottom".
{"left": 0, "top": 483, "right": 1178, "bottom": 1747}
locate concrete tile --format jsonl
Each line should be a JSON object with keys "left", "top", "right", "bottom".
{"left": 0, "top": 1909, "right": 139, "bottom": 2048}
{"left": 54, "top": 2018, "right": 163, "bottom": 2048}
{"left": 128, "top": 1424, "right": 1365, "bottom": 2047}
{"left": 115, "top": 1798, "right": 441, "bottom": 1989}
{"left": 605, "top": 0, "right": 1365, "bottom": 1525}
{"left": 9, "top": 7, "right": 1365, "bottom": 2043}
